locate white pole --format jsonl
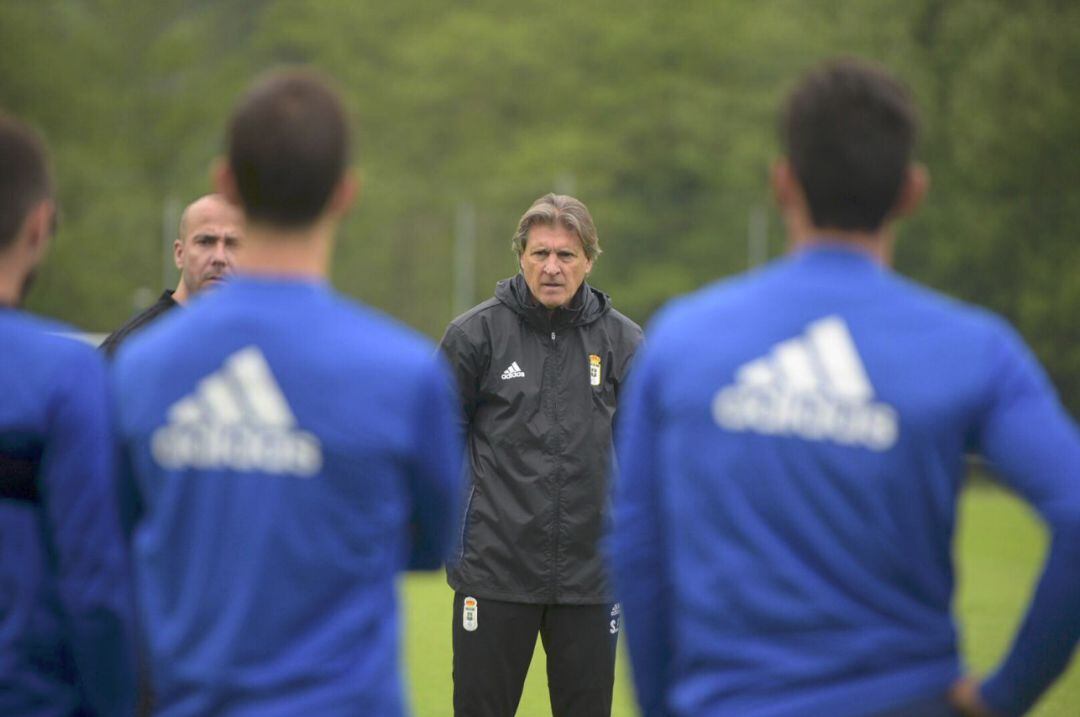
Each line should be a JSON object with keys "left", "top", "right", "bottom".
{"left": 162, "top": 196, "right": 181, "bottom": 292}
{"left": 453, "top": 201, "right": 477, "bottom": 317}
{"left": 554, "top": 171, "right": 577, "bottom": 197}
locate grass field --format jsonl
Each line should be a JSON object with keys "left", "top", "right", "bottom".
{"left": 402, "top": 484, "right": 1079, "bottom": 716}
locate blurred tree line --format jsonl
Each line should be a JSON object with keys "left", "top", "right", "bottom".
{"left": 2, "top": 0, "right": 1077, "bottom": 415}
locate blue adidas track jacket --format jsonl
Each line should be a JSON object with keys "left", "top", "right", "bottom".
{"left": 609, "top": 245, "right": 1080, "bottom": 717}
{"left": 0, "top": 308, "right": 135, "bottom": 717}
{"left": 111, "top": 276, "right": 463, "bottom": 717}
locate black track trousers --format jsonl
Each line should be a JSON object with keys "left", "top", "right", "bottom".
{"left": 452, "top": 592, "right": 619, "bottom": 717}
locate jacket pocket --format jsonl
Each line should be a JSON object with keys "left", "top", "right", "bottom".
{"left": 458, "top": 483, "right": 478, "bottom": 562}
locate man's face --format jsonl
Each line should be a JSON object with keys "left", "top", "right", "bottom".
{"left": 519, "top": 224, "right": 593, "bottom": 310}
{"left": 175, "top": 197, "right": 243, "bottom": 297}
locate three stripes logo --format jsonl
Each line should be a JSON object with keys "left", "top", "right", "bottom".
{"left": 500, "top": 361, "right": 525, "bottom": 380}
{"left": 151, "top": 346, "right": 323, "bottom": 477}
{"left": 712, "top": 315, "right": 899, "bottom": 451}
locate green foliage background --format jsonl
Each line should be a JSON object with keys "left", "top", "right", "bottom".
{"left": 3, "top": 2, "right": 1078, "bottom": 712}
{"left": 3, "top": 0, "right": 1078, "bottom": 416}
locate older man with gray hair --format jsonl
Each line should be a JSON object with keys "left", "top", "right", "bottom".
{"left": 440, "top": 193, "right": 643, "bottom": 717}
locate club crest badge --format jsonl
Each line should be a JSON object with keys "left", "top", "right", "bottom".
{"left": 589, "top": 354, "right": 602, "bottom": 387}
{"left": 463, "top": 596, "right": 479, "bottom": 632}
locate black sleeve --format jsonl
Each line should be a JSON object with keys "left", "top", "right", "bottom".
{"left": 438, "top": 322, "right": 485, "bottom": 428}
{"left": 612, "top": 319, "right": 645, "bottom": 401}
{"left": 98, "top": 330, "right": 123, "bottom": 359}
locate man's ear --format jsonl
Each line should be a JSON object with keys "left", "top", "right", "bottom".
{"left": 771, "top": 159, "right": 800, "bottom": 211}
{"left": 23, "top": 200, "right": 55, "bottom": 263}
{"left": 212, "top": 158, "right": 243, "bottom": 207}
{"left": 771, "top": 158, "right": 822, "bottom": 247}
{"left": 891, "top": 163, "right": 929, "bottom": 220}
{"left": 327, "top": 168, "right": 360, "bottom": 218}
{"left": 173, "top": 238, "right": 184, "bottom": 270}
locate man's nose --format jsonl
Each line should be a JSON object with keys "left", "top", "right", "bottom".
{"left": 543, "top": 257, "right": 561, "bottom": 275}
{"left": 212, "top": 242, "right": 229, "bottom": 264}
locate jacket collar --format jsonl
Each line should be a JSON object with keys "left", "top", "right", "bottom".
{"left": 496, "top": 273, "right": 610, "bottom": 332}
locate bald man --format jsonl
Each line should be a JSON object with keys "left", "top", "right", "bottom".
{"left": 101, "top": 194, "right": 243, "bottom": 358}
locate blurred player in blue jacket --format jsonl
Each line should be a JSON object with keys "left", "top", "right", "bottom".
{"left": 609, "top": 58, "right": 1080, "bottom": 717}
{"left": 111, "top": 70, "right": 462, "bottom": 717}
{"left": 0, "top": 111, "right": 135, "bottom": 716}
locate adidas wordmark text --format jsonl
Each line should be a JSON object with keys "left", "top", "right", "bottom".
{"left": 501, "top": 361, "right": 525, "bottom": 380}
{"left": 712, "top": 315, "right": 899, "bottom": 451}
{"left": 151, "top": 346, "right": 323, "bottom": 476}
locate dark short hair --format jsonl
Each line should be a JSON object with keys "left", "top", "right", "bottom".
{"left": 0, "top": 112, "right": 52, "bottom": 249}
{"left": 226, "top": 69, "right": 350, "bottom": 227}
{"left": 782, "top": 58, "right": 919, "bottom": 232}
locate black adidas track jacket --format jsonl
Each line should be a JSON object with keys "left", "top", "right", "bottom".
{"left": 439, "top": 273, "right": 642, "bottom": 604}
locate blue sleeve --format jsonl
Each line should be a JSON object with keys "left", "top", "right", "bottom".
{"left": 608, "top": 342, "right": 672, "bottom": 717}
{"left": 40, "top": 349, "right": 136, "bottom": 716}
{"left": 115, "top": 442, "right": 142, "bottom": 538}
{"left": 404, "top": 353, "right": 465, "bottom": 570}
{"left": 108, "top": 367, "right": 142, "bottom": 537}
{"left": 974, "top": 327, "right": 1080, "bottom": 716}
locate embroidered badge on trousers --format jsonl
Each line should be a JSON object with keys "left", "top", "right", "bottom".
{"left": 609, "top": 602, "right": 621, "bottom": 634}
{"left": 463, "top": 596, "right": 479, "bottom": 632}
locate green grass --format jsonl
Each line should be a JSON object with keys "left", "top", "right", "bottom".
{"left": 402, "top": 485, "right": 1079, "bottom": 715}
{"left": 954, "top": 485, "right": 1079, "bottom": 717}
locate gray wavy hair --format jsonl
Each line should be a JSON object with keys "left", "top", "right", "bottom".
{"left": 511, "top": 193, "right": 602, "bottom": 261}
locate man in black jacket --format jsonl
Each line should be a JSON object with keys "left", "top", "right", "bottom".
{"left": 440, "top": 193, "right": 642, "bottom": 717}
{"left": 100, "top": 193, "right": 243, "bottom": 357}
